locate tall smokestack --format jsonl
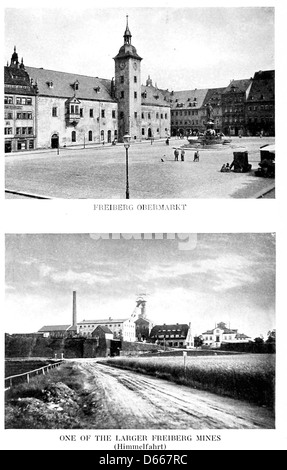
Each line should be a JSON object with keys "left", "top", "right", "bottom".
{"left": 72, "top": 291, "right": 77, "bottom": 327}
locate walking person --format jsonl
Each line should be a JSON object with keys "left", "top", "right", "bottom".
{"left": 181, "top": 149, "right": 185, "bottom": 161}
{"left": 194, "top": 150, "right": 199, "bottom": 162}
{"left": 174, "top": 148, "right": 179, "bottom": 161}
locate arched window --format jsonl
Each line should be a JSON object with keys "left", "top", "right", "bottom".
{"left": 72, "top": 131, "right": 76, "bottom": 142}
{"left": 89, "top": 130, "right": 93, "bottom": 142}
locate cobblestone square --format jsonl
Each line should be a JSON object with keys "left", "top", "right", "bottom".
{"left": 5, "top": 137, "right": 275, "bottom": 199}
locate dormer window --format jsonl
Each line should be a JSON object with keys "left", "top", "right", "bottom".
{"left": 94, "top": 86, "right": 101, "bottom": 93}
{"left": 47, "top": 81, "right": 53, "bottom": 88}
{"left": 73, "top": 80, "right": 79, "bottom": 91}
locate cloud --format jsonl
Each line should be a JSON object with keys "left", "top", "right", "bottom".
{"left": 139, "top": 254, "right": 257, "bottom": 292}
{"left": 38, "top": 264, "right": 112, "bottom": 286}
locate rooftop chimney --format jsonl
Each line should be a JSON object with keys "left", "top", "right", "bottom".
{"left": 72, "top": 291, "right": 77, "bottom": 326}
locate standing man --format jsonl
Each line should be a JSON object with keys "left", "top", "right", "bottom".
{"left": 174, "top": 148, "right": 179, "bottom": 161}
{"left": 181, "top": 149, "right": 185, "bottom": 161}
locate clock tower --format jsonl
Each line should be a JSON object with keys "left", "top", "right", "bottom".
{"left": 114, "top": 16, "right": 142, "bottom": 142}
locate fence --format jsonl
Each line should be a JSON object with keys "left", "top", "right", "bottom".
{"left": 5, "top": 361, "right": 64, "bottom": 391}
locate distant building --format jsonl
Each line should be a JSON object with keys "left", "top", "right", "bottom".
{"left": 38, "top": 324, "right": 76, "bottom": 339}
{"left": 78, "top": 317, "right": 136, "bottom": 342}
{"left": 170, "top": 89, "right": 208, "bottom": 137}
{"left": 202, "top": 322, "right": 252, "bottom": 348}
{"left": 245, "top": 70, "right": 275, "bottom": 136}
{"left": 150, "top": 323, "right": 194, "bottom": 349}
{"left": 222, "top": 79, "right": 252, "bottom": 136}
{"left": 201, "top": 87, "right": 225, "bottom": 134}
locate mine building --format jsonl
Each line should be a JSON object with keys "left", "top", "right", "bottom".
{"left": 150, "top": 322, "right": 194, "bottom": 349}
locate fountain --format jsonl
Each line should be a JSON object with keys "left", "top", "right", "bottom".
{"left": 185, "top": 103, "right": 232, "bottom": 148}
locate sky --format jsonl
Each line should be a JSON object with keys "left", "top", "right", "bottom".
{"left": 5, "top": 233, "right": 275, "bottom": 339}
{"left": 4, "top": 6, "right": 275, "bottom": 90}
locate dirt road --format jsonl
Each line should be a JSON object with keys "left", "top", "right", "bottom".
{"left": 76, "top": 361, "right": 275, "bottom": 429}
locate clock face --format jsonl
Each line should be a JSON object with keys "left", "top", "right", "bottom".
{"left": 133, "top": 61, "right": 137, "bottom": 70}
{"left": 119, "top": 61, "right": 126, "bottom": 70}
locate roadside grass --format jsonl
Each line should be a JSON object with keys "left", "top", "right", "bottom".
{"left": 103, "top": 354, "right": 275, "bottom": 408}
{"left": 6, "top": 362, "right": 85, "bottom": 400}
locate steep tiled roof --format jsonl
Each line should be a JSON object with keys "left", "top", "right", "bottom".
{"left": 93, "top": 325, "right": 113, "bottom": 334}
{"left": 202, "top": 87, "right": 225, "bottom": 107}
{"left": 141, "top": 84, "right": 171, "bottom": 107}
{"left": 170, "top": 89, "right": 208, "bottom": 110}
{"left": 223, "top": 79, "right": 252, "bottom": 94}
{"left": 25, "top": 66, "right": 116, "bottom": 102}
{"left": 4, "top": 66, "right": 36, "bottom": 96}
{"left": 247, "top": 70, "right": 275, "bottom": 102}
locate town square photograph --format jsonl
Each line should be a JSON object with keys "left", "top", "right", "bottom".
{"left": 5, "top": 233, "right": 276, "bottom": 431}
{"left": 4, "top": 6, "right": 275, "bottom": 199}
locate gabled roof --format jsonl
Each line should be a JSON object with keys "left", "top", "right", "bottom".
{"left": 25, "top": 66, "right": 116, "bottom": 102}
{"left": 141, "top": 84, "right": 171, "bottom": 108}
{"left": 4, "top": 65, "right": 36, "bottom": 96}
{"left": 93, "top": 325, "right": 113, "bottom": 334}
{"left": 38, "top": 325, "right": 71, "bottom": 332}
{"left": 247, "top": 70, "right": 275, "bottom": 102}
{"left": 202, "top": 87, "right": 225, "bottom": 107}
{"left": 223, "top": 79, "right": 252, "bottom": 94}
{"left": 170, "top": 89, "right": 208, "bottom": 110}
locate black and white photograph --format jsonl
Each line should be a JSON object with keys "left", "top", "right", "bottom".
{"left": 5, "top": 233, "right": 276, "bottom": 431}
{"left": 4, "top": 6, "right": 275, "bottom": 199}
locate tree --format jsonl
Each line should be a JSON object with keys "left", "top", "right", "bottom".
{"left": 266, "top": 329, "right": 276, "bottom": 344}
{"left": 194, "top": 336, "right": 204, "bottom": 348}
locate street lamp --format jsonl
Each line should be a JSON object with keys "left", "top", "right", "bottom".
{"left": 123, "top": 133, "right": 131, "bottom": 199}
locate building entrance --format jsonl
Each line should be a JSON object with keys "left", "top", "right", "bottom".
{"left": 5, "top": 141, "right": 12, "bottom": 153}
{"left": 51, "top": 134, "right": 59, "bottom": 149}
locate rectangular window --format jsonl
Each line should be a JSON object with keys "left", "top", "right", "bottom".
{"left": 161, "top": 114, "right": 163, "bottom": 119}
{"left": 141, "top": 113, "right": 144, "bottom": 119}
{"left": 90, "top": 109, "right": 94, "bottom": 118}
{"left": 120, "top": 111, "right": 124, "bottom": 119}
{"left": 165, "top": 113, "right": 167, "bottom": 119}
{"left": 142, "top": 128, "right": 145, "bottom": 135}
{"left": 28, "top": 127, "right": 33, "bottom": 135}
{"left": 4, "top": 127, "right": 13, "bottom": 135}
{"left": 4, "top": 96, "right": 13, "bottom": 104}
{"left": 148, "top": 113, "right": 151, "bottom": 119}
{"left": 80, "top": 108, "right": 83, "bottom": 117}
{"left": 120, "top": 75, "right": 124, "bottom": 83}
{"left": 16, "top": 127, "right": 21, "bottom": 135}
{"left": 121, "top": 91, "right": 124, "bottom": 99}
{"left": 156, "top": 113, "right": 159, "bottom": 119}
{"left": 134, "top": 92, "right": 137, "bottom": 99}
{"left": 101, "top": 109, "right": 105, "bottom": 118}
{"left": 29, "top": 140, "right": 34, "bottom": 149}
{"left": 75, "top": 105, "right": 79, "bottom": 114}
{"left": 5, "top": 112, "right": 13, "bottom": 119}
{"left": 112, "top": 110, "right": 116, "bottom": 119}
{"left": 134, "top": 76, "right": 137, "bottom": 83}
{"left": 52, "top": 107, "right": 58, "bottom": 117}
{"left": 134, "top": 112, "right": 137, "bottom": 118}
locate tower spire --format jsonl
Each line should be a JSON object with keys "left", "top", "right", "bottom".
{"left": 124, "top": 15, "right": 132, "bottom": 45}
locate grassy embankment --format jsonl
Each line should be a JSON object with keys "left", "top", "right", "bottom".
{"left": 5, "top": 363, "right": 88, "bottom": 429}
{"left": 103, "top": 354, "right": 275, "bottom": 408}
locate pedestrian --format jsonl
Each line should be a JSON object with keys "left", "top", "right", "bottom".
{"left": 181, "top": 149, "right": 185, "bottom": 161}
{"left": 174, "top": 148, "right": 179, "bottom": 161}
{"left": 166, "top": 138, "right": 169, "bottom": 146}
{"left": 194, "top": 150, "right": 199, "bottom": 162}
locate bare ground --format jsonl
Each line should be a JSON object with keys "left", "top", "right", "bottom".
{"left": 74, "top": 361, "right": 275, "bottom": 430}
{"left": 5, "top": 360, "right": 275, "bottom": 429}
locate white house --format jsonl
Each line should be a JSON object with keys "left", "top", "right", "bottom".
{"left": 202, "top": 322, "right": 252, "bottom": 348}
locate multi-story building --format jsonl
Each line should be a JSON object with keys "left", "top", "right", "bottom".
{"left": 4, "top": 19, "right": 170, "bottom": 152}
{"left": 170, "top": 89, "right": 208, "bottom": 137}
{"left": 77, "top": 317, "right": 136, "bottom": 342}
{"left": 202, "top": 322, "right": 252, "bottom": 348}
{"left": 150, "top": 323, "right": 194, "bottom": 349}
{"left": 245, "top": 70, "right": 275, "bottom": 136}
{"left": 222, "top": 79, "right": 252, "bottom": 136}
{"left": 4, "top": 47, "right": 36, "bottom": 153}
